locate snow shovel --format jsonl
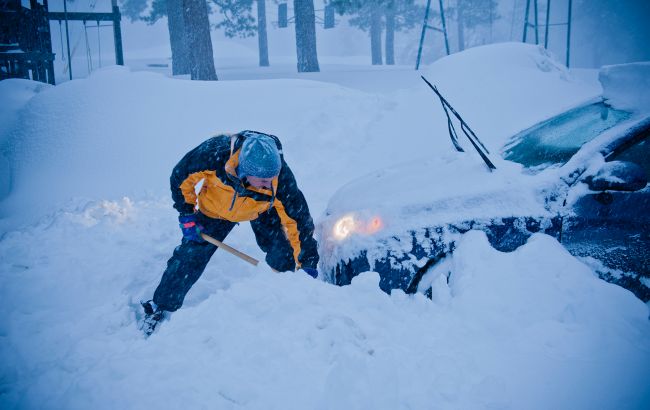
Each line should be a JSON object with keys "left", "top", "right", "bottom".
{"left": 200, "top": 232, "right": 259, "bottom": 266}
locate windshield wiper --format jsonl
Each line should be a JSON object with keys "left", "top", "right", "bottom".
{"left": 421, "top": 75, "right": 496, "bottom": 171}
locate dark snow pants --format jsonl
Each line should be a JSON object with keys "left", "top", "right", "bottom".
{"left": 153, "top": 210, "right": 297, "bottom": 312}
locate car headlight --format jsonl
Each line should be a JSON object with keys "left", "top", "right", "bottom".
{"left": 333, "top": 215, "right": 356, "bottom": 240}
{"left": 331, "top": 214, "right": 383, "bottom": 241}
{"left": 366, "top": 216, "right": 383, "bottom": 234}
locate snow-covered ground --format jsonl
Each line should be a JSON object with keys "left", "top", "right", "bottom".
{"left": 1, "top": 43, "right": 649, "bottom": 409}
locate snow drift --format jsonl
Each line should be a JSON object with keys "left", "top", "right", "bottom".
{"left": 1, "top": 43, "right": 647, "bottom": 409}
{"left": 0, "top": 43, "right": 600, "bottom": 229}
{"left": 599, "top": 62, "right": 650, "bottom": 113}
{"left": 1, "top": 203, "right": 648, "bottom": 409}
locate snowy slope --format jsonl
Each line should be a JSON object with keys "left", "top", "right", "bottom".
{"left": 0, "top": 80, "right": 51, "bottom": 200}
{"left": 599, "top": 62, "right": 650, "bottom": 113}
{"left": 0, "top": 66, "right": 390, "bottom": 225}
{"left": 1, "top": 43, "right": 599, "bottom": 226}
{"left": 1, "top": 44, "right": 649, "bottom": 409}
{"left": 419, "top": 43, "right": 601, "bottom": 147}
{"left": 1, "top": 205, "right": 648, "bottom": 409}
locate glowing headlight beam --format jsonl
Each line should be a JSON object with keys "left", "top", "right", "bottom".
{"left": 332, "top": 215, "right": 355, "bottom": 240}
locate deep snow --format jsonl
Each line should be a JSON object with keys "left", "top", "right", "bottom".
{"left": 599, "top": 62, "right": 650, "bottom": 113}
{"left": 1, "top": 43, "right": 649, "bottom": 409}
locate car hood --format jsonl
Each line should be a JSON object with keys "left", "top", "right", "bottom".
{"left": 320, "top": 153, "right": 554, "bottom": 243}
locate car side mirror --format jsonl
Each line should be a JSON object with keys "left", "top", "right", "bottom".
{"left": 585, "top": 161, "right": 648, "bottom": 192}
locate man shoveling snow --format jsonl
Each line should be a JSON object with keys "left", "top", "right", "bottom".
{"left": 141, "top": 131, "right": 320, "bottom": 336}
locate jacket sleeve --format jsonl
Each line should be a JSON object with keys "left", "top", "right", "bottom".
{"left": 274, "top": 160, "right": 320, "bottom": 269}
{"left": 170, "top": 136, "right": 230, "bottom": 215}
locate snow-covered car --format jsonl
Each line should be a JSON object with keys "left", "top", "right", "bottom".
{"left": 318, "top": 69, "right": 650, "bottom": 302}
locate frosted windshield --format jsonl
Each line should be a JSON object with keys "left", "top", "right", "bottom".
{"left": 502, "top": 102, "right": 632, "bottom": 170}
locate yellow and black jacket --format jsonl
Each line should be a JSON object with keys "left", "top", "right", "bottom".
{"left": 170, "top": 131, "right": 318, "bottom": 269}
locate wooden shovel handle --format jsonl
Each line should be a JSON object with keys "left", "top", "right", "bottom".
{"left": 200, "top": 233, "right": 259, "bottom": 266}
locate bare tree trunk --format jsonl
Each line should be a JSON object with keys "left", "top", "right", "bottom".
{"left": 457, "top": 0, "right": 465, "bottom": 51}
{"left": 257, "top": 0, "right": 269, "bottom": 67}
{"left": 183, "top": 0, "right": 218, "bottom": 80}
{"left": 167, "top": 0, "right": 190, "bottom": 75}
{"left": 294, "top": 0, "right": 320, "bottom": 72}
{"left": 370, "top": 5, "right": 383, "bottom": 65}
{"left": 385, "top": 0, "right": 395, "bottom": 65}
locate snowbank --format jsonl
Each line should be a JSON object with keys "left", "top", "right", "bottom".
{"left": 1, "top": 43, "right": 601, "bottom": 231}
{"left": 599, "top": 62, "right": 650, "bottom": 113}
{"left": 0, "top": 79, "right": 50, "bottom": 200}
{"left": 2, "top": 44, "right": 647, "bottom": 410}
{"left": 0, "top": 65, "right": 387, "bottom": 227}
{"left": 420, "top": 43, "right": 601, "bottom": 147}
{"left": 0, "top": 202, "right": 648, "bottom": 409}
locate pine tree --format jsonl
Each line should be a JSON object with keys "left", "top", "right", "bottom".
{"left": 330, "top": 0, "right": 385, "bottom": 65}
{"left": 454, "top": 0, "right": 498, "bottom": 51}
{"left": 184, "top": 0, "right": 218, "bottom": 80}
{"left": 212, "top": 0, "right": 256, "bottom": 38}
{"left": 385, "top": 0, "right": 422, "bottom": 65}
{"left": 385, "top": 0, "right": 395, "bottom": 65}
{"left": 167, "top": 0, "right": 190, "bottom": 74}
{"left": 122, "top": 0, "right": 217, "bottom": 77}
{"left": 294, "top": 0, "right": 320, "bottom": 72}
{"left": 330, "top": 0, "right": 421, "bottom": 65}
{"left": 212, "top": 0, "right": 270, "bottom": 67}
{"left": 256, "top": 0, "right": 270, "bottom": 66}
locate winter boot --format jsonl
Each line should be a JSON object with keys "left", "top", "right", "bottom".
{"left": 141, "top": 300, "right": 164, "bottom": 337}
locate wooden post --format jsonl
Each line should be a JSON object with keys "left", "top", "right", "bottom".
{"left": 43, "top": 0, "right": 56, "bottom": 84}
{"left": 111, "top": 0, "right": 124, "bottom": 65}
{"left": 63, "top": 0, "right": 72, "bottom": 80}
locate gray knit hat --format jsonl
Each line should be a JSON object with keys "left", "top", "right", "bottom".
{"left": 237, "top": 134, "right": 282, "bottom": 178}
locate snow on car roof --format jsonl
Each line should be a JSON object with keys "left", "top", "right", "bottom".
{"left": 600, "top": 62, "right": 650, "bottom": 114}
